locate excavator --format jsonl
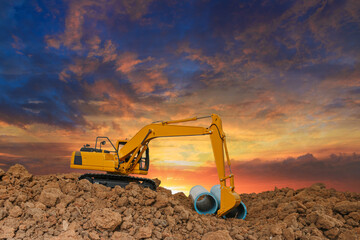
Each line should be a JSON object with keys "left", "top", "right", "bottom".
{"left": 70, "top": 114, "right": 241, "bottom": 217}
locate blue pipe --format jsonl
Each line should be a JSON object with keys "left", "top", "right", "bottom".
{"left": 189, "top": 185, "right": 219, "bottom": 215}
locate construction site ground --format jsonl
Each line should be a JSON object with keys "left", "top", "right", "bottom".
{"left": 0, "top": 164, "right": 359, "bottom": 240}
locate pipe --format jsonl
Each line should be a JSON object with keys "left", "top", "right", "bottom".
{"left": 210, "top": 184, "right": 247, "bottom": 219}
{"left": 189, "top": 185, "right": 219, "bottom": 215}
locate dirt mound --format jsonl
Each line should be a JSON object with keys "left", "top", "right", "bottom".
{"left": 0, "top": 164, "right": 359, "bottom": 239}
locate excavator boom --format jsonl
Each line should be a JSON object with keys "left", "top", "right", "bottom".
{"left": 70, "top": 114, "right": 241, "bottom": 217}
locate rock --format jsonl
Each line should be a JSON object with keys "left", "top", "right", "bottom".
{"left": 164, "top": 206, "right": 174, "bottom": 216}
{"left": 6, "top": 164, "right": 32, "bottom": 181}
{"left": 145, "top": 199, "right": 155, "bottom": 206}
{"left": 78, "top": 179, "right": 92, "bottom": 192}
{"left": 88, "top": 231, "right": 100, "bottom": 240}
{"left": 26, "top": 207, "right": 45, "bottom": 221}
{"left": 111, "top": 232, "right": 134, "bottom": 240}
{"left": 116, "top": 196, "right": 129, "bottom": 207}
{"left": 0, "top": 168, "right": 5, "bottom": 178}
{"left": 62, "top": 220, "right": 69, "bottom": 231}
{"left": 121, "top": 221, "right": 132, "bottom": 230}
{"left": 44, "top": 181, "right": 61, "bottom": 190}
{"left": 316, "top": 214, "right": 342, "bottom": 230}
{"left": 348, "top": 212, "right": 360, "bottom": 222}
{"left": 51, "top": 229, "right": 82, "bottom": 240}
{"left": 270, "top": 224, "right": 283, "bottom": 235}
{"left": 153, "top": 194, "right": 169, "bottom": 208}
{"left": 93, "top": 183, "right": 110, "bottom": 193}
{"left": 307, "top": 211, "right": 320, "bottom": 224}
{"left": 334, "top": 201, "right": 359, "bottom": 215}
{"left": 113, "top": 185, "right": 125, "bottom": 195}
{"left": 125, "top": 182, "right": 141, "bottom": 192}
{"left": 284, "top": 213, "right": 298, "bottom": 228}
{"left": 143, "top": 187, "right": 157, "bottom": 199}
{"left": 283, "top": 228, "right": 295, "bottom": 240}
{"left": 134, "top": 227, "right": 152, "bottom": 239}
{"left": 89, "top": 208, "right": 122, "bottom": 231}
{"left": 202, "top": 230, "right": 232, "bottom": 240}
{"left": 309, "top": 237, "right": 322, "bottom": 240}
{"left": 39, "top": 187, "right": 63, "bottom": 207}
{"left": 310, "top": 183, "right": 326, "bottom": 191}
{"left": 0, "top": 209, "right": 8, "bottom": 220}
{"left": 324, "top": 227, "right": 339, "bottom": 239}
{"left": 180, "top": 210, "right": 190, "bottom": 220}
{"left": 286, "top": 189, "right": 294, "bottom": 197}
{"left": 35, "top": 201, "right": 46, "bottom": 210}
{"left": 152, "top": 178, "right": 161, "bottom": 187}
{"left": 338, "top": 229, "right": 358, "bottom": 240}
{"left": 0, "top": 189, "right": 8, "bottom": 200}
{"left": 0, "top": 226, "right": 15, "bottom": 239}
{"left": 9, "top": 205, "right": 22, "bottom": 217}
{"left": 167, "top": 215, "right": 176, "bottom": 227}
{"left": 186, "top": 222, "right": 193, "bottom": 231}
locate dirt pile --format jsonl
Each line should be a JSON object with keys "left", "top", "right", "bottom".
{"left": 0, "top": 164, "right": 359, "bottom": 240}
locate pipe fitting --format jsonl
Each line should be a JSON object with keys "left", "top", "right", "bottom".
{"left": 189, "top": 185, "right": 219, "bottom": 215}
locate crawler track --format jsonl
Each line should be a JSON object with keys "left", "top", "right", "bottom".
{"left": 79, "top": 173, "right": 157, "bottom": 191}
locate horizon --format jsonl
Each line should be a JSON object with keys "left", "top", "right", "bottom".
{"left": 1, "top": 150, "right": 359, "bottom": 195}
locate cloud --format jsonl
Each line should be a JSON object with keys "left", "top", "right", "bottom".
{"left": 11, "top": 35, "right": 25, "bottom": 51}
{"left": 149, "top": 152, "right": 360, "bottom": 194}
{"left": 45, "top": 0, "right": 154, "bottom": 51}
{"left": 126, "top": 63, "right": 170, "bottom": 93}
{"left": 0, "top": 141, "right": 74, "bottom": 174}
{"left": 116, "top": 52, "right": 145, "bottom": 73}
{"left": 0, "top": 87, "right": 88, "bottom": 129}
{"left": 230, "top": 153, "right": 360, "bottom": 192}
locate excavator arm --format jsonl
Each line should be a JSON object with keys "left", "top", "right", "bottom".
{"left": 116, "top": 114, "right": 240, "bottom": 217}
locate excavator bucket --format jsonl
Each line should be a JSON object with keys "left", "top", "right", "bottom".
{"left": 217, "top": 186, "right": 241, "bottom": 217}
{"left": 210, "top": 185, "right": 246, "bottom": 219}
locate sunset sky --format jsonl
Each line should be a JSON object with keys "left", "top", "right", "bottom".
{"left": 0, "top": 0, "right": 359, "bottom": 194}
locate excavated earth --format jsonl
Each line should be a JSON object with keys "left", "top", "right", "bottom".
{"left": 0, "top": 164, "right": 359, "bottom": 240}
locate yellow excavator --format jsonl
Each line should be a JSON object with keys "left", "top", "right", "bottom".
{"left": 70, "top": 114, "right": 240, "bottom": 217}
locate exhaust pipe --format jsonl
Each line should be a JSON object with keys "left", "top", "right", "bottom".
{"left": 189, "top": 185, "right": 219, "bottom": 215}
{"left": 210, "top": 184, "right": 247, "bottom": 219}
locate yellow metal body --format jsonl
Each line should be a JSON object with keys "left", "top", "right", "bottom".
{"left": 70, "top": 114, "right": 240, "bottom": 216}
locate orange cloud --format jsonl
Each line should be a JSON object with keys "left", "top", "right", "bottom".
{"left": 88, "top": 40, "right": 118, "bottom": 62}
{"left": 178, "top": 42, "right": 225, "bottom": 73}
{"left": 84, "top": 80, "right": 136, "bottom": 115}
{"left": 68, "top": 58, "right": 101, "bottom": 78}
{"left": 45, "top": 35, "right": 61, "bottom": 49}
{"left": 145, "top": 153, "right": 360, "bottom": 194}
{"left": 11, "top": 35, "right": 25, "bottom": 50}
{"left": 126, "top": 63, "right": 170, "bottom": 94}
{"left": 116, "top": 52, "right": 144, "bottom": 73}
{"left": 45, "top": 0, "right": 154, "bottom": 51}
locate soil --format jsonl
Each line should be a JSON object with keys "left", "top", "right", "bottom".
{"left": 0, "top": 164, "right": 359, "bottom": 239}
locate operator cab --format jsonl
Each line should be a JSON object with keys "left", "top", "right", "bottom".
{"left": 80, "top": 136, "right": 116, "bottom": 153}
{"left": 80, "top": 144, "right": 110, "bottom": 153}
{"left": 117, "top": 140, "right": 150, "bottom": 171}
